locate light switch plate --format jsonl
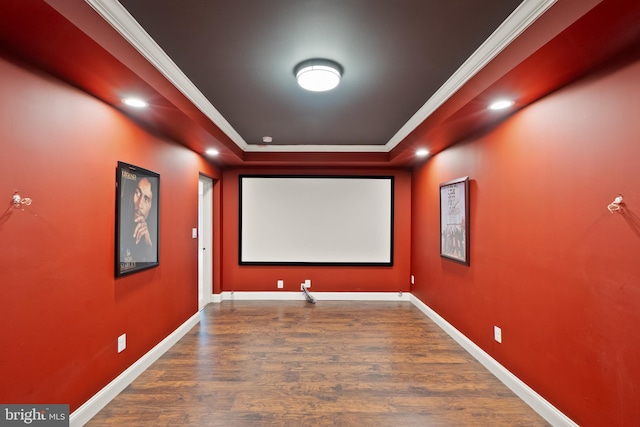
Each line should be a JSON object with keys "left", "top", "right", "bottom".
{"left": 118, "top": 334, "right": 126, "bottom": 353}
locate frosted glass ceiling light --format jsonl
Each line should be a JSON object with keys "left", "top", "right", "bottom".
{"left": 295, "top": 59, "right": 342, "bottom": 92}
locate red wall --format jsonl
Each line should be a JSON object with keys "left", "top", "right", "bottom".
{"left": 0, "top": 54, "right": 220, "bottom": 411}
{"left": 411, "top": 49, "right": 640, "bottom": 426}
{"left": 221, "top": 168, "right": 411, "bottom": 293}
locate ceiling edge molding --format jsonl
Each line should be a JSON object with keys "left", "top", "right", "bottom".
{"left": 85, "top": 0, "right": 249, "bottom": 150}
{"left": 243, "top": 144, "right": 390, "bottom": 153}
{"left": 85, "top": 0, "right": 555, "bottom": 155}
{"left": 384, "top": 0, "right": 557, "bottom": 151}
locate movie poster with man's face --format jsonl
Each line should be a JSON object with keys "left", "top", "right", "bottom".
{"left": 116, "top": 162, "right": 160, "bottom": 276}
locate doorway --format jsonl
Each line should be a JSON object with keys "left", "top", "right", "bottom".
{"left": 198, "top": 175, "right": 213, "bottom": 311}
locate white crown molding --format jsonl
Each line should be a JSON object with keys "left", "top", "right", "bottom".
{"left": 86, "top": 0, "right": 554, "bottom": 155}
{"left": 242, "top": 144, "right": 390, "bottom": 153}
{"left": 85, "top": 0, "right": 248, "bottom": 150}
{"left": 385, "top": 0, "right": 557, "bottom": 151}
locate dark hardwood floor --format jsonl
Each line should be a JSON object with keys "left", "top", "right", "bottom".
{"left": 86, "top": 301, "right": 549, "bottom": 426}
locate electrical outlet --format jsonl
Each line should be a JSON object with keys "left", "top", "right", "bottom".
{"left": 411, "top": 275, "right": 415, "bottom": 285}
{"left": 304, "top": 279, "right": 311, "bottom": 288}
{"left": 494, "top": 326, "right": 502, "bottom": 343}
{"left": 118, "top": 334, "right": 127, "bottom": 353}
{"left": 277, "top": 280, "right": 284, "bottom": 289}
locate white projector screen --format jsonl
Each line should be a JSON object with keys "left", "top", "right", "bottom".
{"left": 239, "top": 175, "right": 394, "bottom": 265}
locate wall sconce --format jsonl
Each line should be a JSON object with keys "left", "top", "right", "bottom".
{"left": 607, "top": 194, "right": 623, "bottom": 213}
{"left": 12, "top": 192, "right": 32, "bottom": 210}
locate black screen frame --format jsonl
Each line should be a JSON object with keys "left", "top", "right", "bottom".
{"left": 239, "top": 175, "right": 394, "bottom": 266}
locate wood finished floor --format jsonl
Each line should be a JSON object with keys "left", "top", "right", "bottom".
{"left": 87, "top": 301, "right": 549, "bottom": 426}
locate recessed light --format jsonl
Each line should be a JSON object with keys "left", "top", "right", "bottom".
{"left": 294, "top": 59, "right": 343, "bottom": 92}
{"left": 205, "top": 148, "right": 219, "bottom": 156}
{"left": 416, "top": 148, "right": 429, "bottom": 157}
{"left": 262, "top": 136, "right": 273, "bottom": 143}
{"left": 488, "top": 99, "right": 514, "bottom": 110}
{"left": 122, "top": 97, "right": 148, "bottom": 108}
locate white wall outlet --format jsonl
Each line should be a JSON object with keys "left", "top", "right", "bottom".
{"left": 118, "top": 334, "right": 127, "bottom": 353}
{"left": 494, "top": 326, "right": 502, "bottom": 343}
{"left": 411, "top": 275, "right": 415, "bottom": 285}
{"left": 277, "top": 280, "right": 284, "bottom": 289}
{"left": 192, "top": 228, "right": 197, "bottom": 239}
{"left": 304, "top": 279, "right": 311, "bottom": 288}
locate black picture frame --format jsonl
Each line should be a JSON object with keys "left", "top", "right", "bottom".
{"left": 440, "top": 176, "right": 470, "bottom": 265}
{"left": 115, "top": 162, "right": 160, "bottom": 276}
{"left": 238, "top": 175, "right": 394, "bottom": 266}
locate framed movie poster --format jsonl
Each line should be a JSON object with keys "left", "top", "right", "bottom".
{"left": 440, "top": 176, "right": 469, "bottom": 265}
{"left": 115, "top": 162, "right": 160, "bottom": 276}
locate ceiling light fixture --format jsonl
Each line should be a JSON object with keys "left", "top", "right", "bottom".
{"left": 416, "top": 148, "right": 429, "bottom": 157}
{"left": 294, "top": 59, "right": 343, "bottom": 92}
{"left": 122, "top": 97, "right": 148, "bottom": 108}
{"left": 205, "top": 148, "right": 219, "bottom": 156}
{"left": 488, "top": 99, "right": 514, "bottom": 110}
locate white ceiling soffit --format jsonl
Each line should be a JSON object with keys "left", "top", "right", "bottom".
{"left": 86, "top": 0, "right": 556, "bottom": 154}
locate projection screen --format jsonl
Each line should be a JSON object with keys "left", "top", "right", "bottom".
{"left": 239, "top": 175, "right": 394, "bottom": 265}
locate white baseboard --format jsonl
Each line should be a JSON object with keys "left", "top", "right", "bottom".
{"left": 69, "top": 312, "right": 200, "bottom": 427}
{"left": 72, "top": 293, "right": 574, "bottom": 427}
{"left": 409, "top": 295, "right": 577, "bottom": 427}
{"left": 215, "top": 291, "right": 410, "bottom": 302}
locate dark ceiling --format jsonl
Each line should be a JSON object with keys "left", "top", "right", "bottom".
{"left": 117, "top": 0, "right": 522, "bottom": 147}
{"left": 1, "top": 0, "right": 639, "bottom": 167}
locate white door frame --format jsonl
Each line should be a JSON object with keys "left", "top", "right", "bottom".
{"left": 198, "top": 175, "right": 213, "bottom": 310}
